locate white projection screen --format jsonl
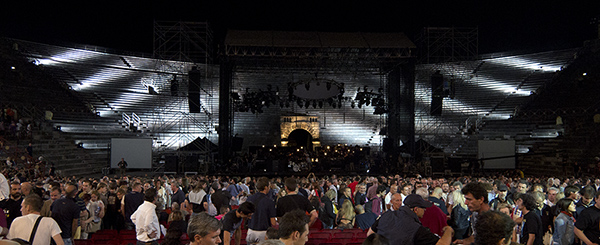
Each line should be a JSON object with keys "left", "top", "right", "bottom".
{"left": 478, "top": 140, "right": 516, "bottom": 169}
{"left": 111, "top": 138, "right": 153, "bottom": 169}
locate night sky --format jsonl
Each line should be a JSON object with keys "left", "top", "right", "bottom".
{"left": 2, "top": 1, "right": 599, "bottom": 54}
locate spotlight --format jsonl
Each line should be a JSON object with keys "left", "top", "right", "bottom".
{"left": 312, "top": 101, "right": 317, "bottom": 108}
{"left": 297, "top": 99, "right": 303, "bottom": 107}
{"left": 305, "top": 100, "right": 310, "bottom": 108}
{"left": 326, "top": 82, "right": 332, "bottom": 90}
{"left": 305, "top": 82, "right": 310, "bottom": 90}
{"left": 318, "top": 101, "right": 323, "bottom": 108}
{"left": 351, "top": 101, "right": 355, "bottom": 108}
{"left": 285, "top": 101, "right": 290, "bottom": 108}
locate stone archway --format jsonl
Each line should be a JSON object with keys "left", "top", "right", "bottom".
{"left": 287, "top": 129, "right": 313, "bottom": 149}
{"left": 280, "top": 116, "right": 321, "bottom": 149}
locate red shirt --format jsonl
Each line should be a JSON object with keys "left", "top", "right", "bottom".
{"left": 419, "top": 205, "right": 448, "bottom": 237}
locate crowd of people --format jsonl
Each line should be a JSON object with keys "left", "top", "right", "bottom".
{"left": 0, "top": 171, "right": 594, "bottom": 245}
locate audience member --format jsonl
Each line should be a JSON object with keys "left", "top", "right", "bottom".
{"left": 552, "top": 198, "right": 575, "bottom": 245}
{"left": 188, "top": 213, "right": 222, "bottom": 245}
{"left": 367, "top": 194, "right": 454, "bottom": 245}
{"left": 574, "top": 188, "right": 600, "bottom": 245}
{"left": 247, "top": 177, "right": 277, "bottom": 244}
{"left": 277, "top": 210, "right": 310, "bottom": 245}
{"left": 221, "top": 201, "right": 255, "bottom": 245}
{"left": 7, "top": 194, "right": 63, "bottom": 245}
{"left": 473, "top": 210, "right": 518, "bottom": 245}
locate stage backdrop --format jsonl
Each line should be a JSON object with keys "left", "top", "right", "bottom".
{"left": 111, "top": 138, "right": 153, "bottom": 169}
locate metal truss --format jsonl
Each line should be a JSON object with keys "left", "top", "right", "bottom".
{"left": 153, "top": 21, "right": 214, "bottom": 64}
{"left": 416, "top": 27, "right": 478, "bottom": 64}
{"left": 224, "top": 46, "right": 415, "bottom": 72}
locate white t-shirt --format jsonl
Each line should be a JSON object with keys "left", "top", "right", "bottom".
{"left": 7, "top": 214, "right": 62, "bottom": 245}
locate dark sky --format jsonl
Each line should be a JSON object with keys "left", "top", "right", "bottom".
{"left": 2, "top": 1, "right": 599, "bottom": 54}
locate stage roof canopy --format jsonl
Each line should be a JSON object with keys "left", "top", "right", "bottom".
{"left": 225, "top": 30, "right": 416, "bottom": 49}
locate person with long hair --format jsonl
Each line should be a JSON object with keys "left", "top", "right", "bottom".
{"left": 552, "top": 198, "right": 575, "bottom": 245}
{"left": 320, "top": 189, "right": 337, "bottom": 229}
{"left": 449, "top": 190, "right": 471, "bottom": 239}
{"left": 337, "top": 199, "right": 355, "bottom": 230}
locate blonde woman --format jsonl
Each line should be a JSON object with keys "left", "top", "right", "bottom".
{"left": 336, "top": 199, "right": 355, "bottom": 230}
{"left": 320, "top": 189, "right": 337, "bottom": 229}
{"left": 449, "top": 190, "right": 471, "bottom": 239}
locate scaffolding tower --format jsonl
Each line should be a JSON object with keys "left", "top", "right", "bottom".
{"left": 149, "top": 21, "right": 216, "bottom": 172}
{"left": 416, "top": 27, "right": 478, "bottom": 64}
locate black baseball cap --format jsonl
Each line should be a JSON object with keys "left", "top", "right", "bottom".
{"left": 404, "top": 194, "right": 433, "bottom": 208}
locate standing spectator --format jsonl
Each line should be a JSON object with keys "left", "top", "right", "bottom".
{"left": 246, "top": 177, "right": 277, "bottom": 244}
{"left": 368, "top": 185, "right": 386, "bottom": 217}
{"left": 0, "top": 182, "right": 23, "bottom": 227}
{"left": 336, "top": 199, "right": 355, "bottom": 230}
{"left": 51, "top": 183, "right": 80, "bottom": 245}
{"left": 489, "top": 184, "right": 514, "bottom": 211}
{"left": 355, "top": 205, "right": 377, "bottom": 230}
{"left": 187, "top": 212, "right": 222, "bottom": 245}
{"left": 226, "top": 177, "right": 243, "bottom": 206}
{"left": 131, "top": 188, "right": 162, "bottom": 245}
{"left": 122, "top": 182, "right": 144, "bottom": 230}
{"left": 103, "top": 183, "right": 120, "bottom": 230}
{"left": 338, "top": 187, "right": 352, "bottom": 207}
{"left": 575, "top": 186, "right": 596, "bottom": 220}
{"left": 320, "top": 189, "right": 337, "bottom": 229}
{"left": 574, "top": 190, "right": 600, "bottom": 245}
{"left": 210, "top": 182, "right": 232, "bottom": 215}
{"left": 473, "top": 210, "right": 517, "bottom": 245}
{"left": 519, "top": 193, "right": 543, "bottom": 245}
{"left": 456, "top": 182, "right": 491, "bottom": 245}
{"left": 41, "top": 186, "right": 61, "bottom": 217}
{"left": 367, "top": 194, "right": 454, "bottom": 245}
{"left": 117, "top": 158, "right": 127, "bottom": 177}
{"left": 416, "top": 187, "right": 448, "bottom": 237}
{"left": 552, "top": 198, "right": 575, "bottom": 245}
{"left": 170, "top": 182, "right": 185, "bottom": 206}
{"left": 275, "top": 178, "right": 318, "bottom": 226}
{"left": 277, "top": 210, "right": 310, "bottom": 245}
{"left": 189, "top": 180, "right": 207, "bottom": 214}
{"left": 221, "top": 202, "right": 255, "bottom": 245}
{"left": 7, "top": 194, "right": 63, "bottom": 245}
{"left": 429, "top": 187, "right": 448, "bottom": 215}
{"left": 354, "top": 184, "right": 367, "bottom": 207}
{"left": 0, "top": 172, "right": 8, "bottom": 202}
{"left": 449, "top": 190, "right": 471, "bottom": 239}
{"left": 383, "top": 184, "right": 398, "bottom": 211}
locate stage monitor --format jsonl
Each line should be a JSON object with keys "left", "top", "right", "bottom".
{"left": 111, "top": 138, "right": 153, "bottom": 169}
{"left": 478, "top": 140, "right": 515, "bottom": 169}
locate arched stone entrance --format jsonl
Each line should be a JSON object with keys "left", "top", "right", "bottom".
{"left": 287, "top": 129, "right": 313, "bottom": 149}
{"left": 280, "top": 116, "right": 321, "bottom": 149}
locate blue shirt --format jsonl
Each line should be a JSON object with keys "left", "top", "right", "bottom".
{"left": 247, "top": 193, "right": 276, "bottom": 231}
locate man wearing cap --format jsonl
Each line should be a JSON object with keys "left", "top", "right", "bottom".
{"left": 367, "top": 194, "right": 454, "bottom": 245}
{"left": 489, "top": 184, "right": 514, "bottom": 211}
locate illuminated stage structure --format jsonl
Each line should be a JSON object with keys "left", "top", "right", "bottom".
{"left": 221, "top": 31, "right": 417, "bottom": 167}
{"left": 9, "top": 24, "right": 579, "bottom": 175}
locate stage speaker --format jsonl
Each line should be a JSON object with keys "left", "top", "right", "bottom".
{"left": 431, "top": 97, "right": 443, "bottom": 116}
{"left": 164, "top": 155, "right": 178, "bottom": 172}
{"left": 188, "top": 68, "right": 201, "bottom": 113}
{"left": 382, "top": 138, "right": 394, "bottom": 152}
{"left": 232, "top": 137, "right": 243, "bottom": 151}
{"left": 431, "top": 157, "right": 444, "bottom": 172}
{"left": 431, "top": 71, "right": 443, "bottom": 116}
